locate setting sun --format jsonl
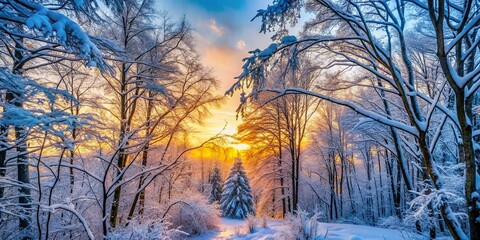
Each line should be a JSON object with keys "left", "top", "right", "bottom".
{"left": 232, "top": 143, "right": 250, "bottom": 151}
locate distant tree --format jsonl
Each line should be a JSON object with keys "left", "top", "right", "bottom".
{"left": 209, "top": 166, "right": 223, "bottom": 203}
{"left": 220, "top": 158, "right": 255, "bottom": 219}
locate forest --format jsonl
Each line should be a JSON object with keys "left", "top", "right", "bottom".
{"left": 1, "top": 0, "right": 480, "bottom": 239}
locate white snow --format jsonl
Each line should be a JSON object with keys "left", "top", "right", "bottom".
{"left": 472, "top": 191, "right": 479, "bottom": 199}
{"left": 281, "top": 35, "right": 297, "bottom": 44}
{"left": 192, "top": 218, "right": 293, "bottom": 240}
{"left": 314, "top": 223, "right": 426, "bottom": 240}
{"left": 192, "top": 218, "right": 430, "bottom": 240}
{"left": 23, "top": 2, "right": 104, "bottom": 68}
{"left": 258, "top": 43, "right": 278, "bottom": 60}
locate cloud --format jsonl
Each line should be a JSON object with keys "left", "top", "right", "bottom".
{"left": 236, "top": 40, "right": 246, "bottom": 50}
{"left": 208, "top": 19, "right": 225, "bottom": 36}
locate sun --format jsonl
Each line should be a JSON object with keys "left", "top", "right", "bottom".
{"left": 222, "top": 125, "right": 249, "bottom": 151}
{"left": 232, "top": 143, "right": 250, "bottom": 151}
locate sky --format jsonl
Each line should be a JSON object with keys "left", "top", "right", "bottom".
{"left": 157, "top": 0, "right": 275, "bottom": 145}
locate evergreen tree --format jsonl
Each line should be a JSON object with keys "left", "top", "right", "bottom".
{"left": 220, "top": 158, "right": 255, "bottom": 219}
{"left": 209, "top": 166, "right": 223, "bottom": 203}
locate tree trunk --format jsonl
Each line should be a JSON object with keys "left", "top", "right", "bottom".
{"left": 109, "top": 63, "right": 128, "bottom": 229}
{"left": 279, "top": 157, "right": 286, "bottom": 218}
{"left": 69, "top": 125, "right": 77, "bottom": 194}
{"left": 418, "top": 132, "right": 467, "bottom": 240}
{"left": 376, "top": 78, "right": 414, "bottom": 193}
{"left": 126, "top": 96, "right": 153, "bottom": 223}
{"left": 0, "top": 125, "right": 7, "bottom": 220}
{"left": 457, "top": 92, "right": 479, "bottom": 240}
{"left": 386, "top": 155, "right": 401, "bottom": 219}
{"left": 377, "top": 151, "right": 385, "bottom": 217}
{"left": 15, "top": 123, "right": 31, "bottom": 237}
{"left": 11, "top": 40, "right": 32, "bottom": 239}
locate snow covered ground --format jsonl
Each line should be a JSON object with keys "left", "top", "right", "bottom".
{"left": 191, "top": 218, "right": 280, "bottom": 240}
{"left": 192, "top": 218, "right": 436, "bottom": 240}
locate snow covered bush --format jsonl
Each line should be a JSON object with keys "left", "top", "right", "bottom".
{"left": 107, "top": 218, "right": 187, "bottom": 240}
{"left": 379, "top": 216, "right": 405, "bottom": 230}
{"left": 164, "top": 190, "right": 221, "bottom": 236}
{"left": 405, "top": 164, "right": 467, "bottom": 236}
{"left": 285, "top": 210, "right": 319, "bottom": 240}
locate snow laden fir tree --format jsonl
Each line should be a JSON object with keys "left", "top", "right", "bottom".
{"left": 220, "top": 158, "right": 255, "bottom": 219}
{"left": 209, "top": 166, "right": 223, "bottom": 203}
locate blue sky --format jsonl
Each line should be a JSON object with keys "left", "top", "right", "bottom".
{"left": 173, "top": 0, "right": 249, "bottom": 12}
{"left": 160, "top": 0, "right": 272, "bottom": 50}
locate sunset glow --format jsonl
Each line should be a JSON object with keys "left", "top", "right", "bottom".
{"left": 232, "top": 143, "right": 250, "bottom": 151}
{"left": 160, "top": 0, "right": 274, "bottom": 150}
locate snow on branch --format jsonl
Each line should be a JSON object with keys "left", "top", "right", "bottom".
{"left": 44, "top": 203, "right": 94, "bottom": 240}
{"left": 253, "top": 0, "right": 303, "bottom": 33}
{"left": 24, "top": 3, "right": 104, "bottom": 68}
{"left": 0, "top": 68, "right": 85, "bottom": 134}
{"left": 268, "top": 88, "right": 419, "bottom": 135}
{"left": 1, "top": 0, "right": 111, "bottom": 71}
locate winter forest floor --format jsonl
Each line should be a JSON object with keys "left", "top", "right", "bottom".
{"left": 192, "top": 218, "right": 440, "bottom": 240}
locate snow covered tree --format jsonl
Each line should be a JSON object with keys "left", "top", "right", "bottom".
{"left": 0, "top": 1, "right": 121, "bottom": 238}
{"left": 220, "top": 158, "right": 255, "bottom": 219}
{"left": 209, "top": 166, "right": 223, "bottom": 203}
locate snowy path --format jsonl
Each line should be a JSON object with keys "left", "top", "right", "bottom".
{"left": 191, "top": 218, "right": 283, "bottom": 240}
{"left": 192, "top": 218, "right": 435, "bottom": 239}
